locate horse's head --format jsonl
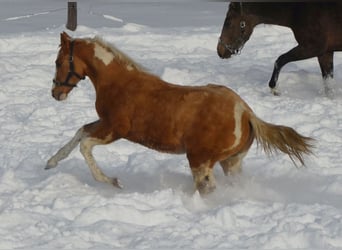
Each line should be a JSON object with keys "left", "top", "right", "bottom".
{"left": 217, "top": 2, "right": 255, "bottom": 59}
{"left": 51, "top": 32, "right": 86, "bottom": 101}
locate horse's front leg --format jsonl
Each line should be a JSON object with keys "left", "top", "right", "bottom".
{"left": 268, "top": 45, "right": 324, "bottom": 95}
{"left": 46, "top": 120, "right": 122, "bottom": 188}
{"left": 79, "top": 120, "right": 122, "bottom": 188}
{"left": 187, "top": 154, "right": 216, "bottom": 195}
{"left": 46, "top": 126, "right": 85, "bottom": 169}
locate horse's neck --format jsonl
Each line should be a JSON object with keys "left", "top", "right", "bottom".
{"left": 76, "top": 40, "right": 163, "bottom": 92}
{"left": 76, "top": 41, "right": 125, "bottom": 87}
{"left": 247, "top": 3, "right": 295, "bottom": 28}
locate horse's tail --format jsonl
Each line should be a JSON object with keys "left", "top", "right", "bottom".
{"left": 248, "top": 113, "right": 314, "bottom": 166}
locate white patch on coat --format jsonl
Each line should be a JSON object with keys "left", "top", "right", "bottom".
{"left": 94, "top": 43, "right": 114, "bottom": 66}
{"left": 230, "top": 103, "right": 243, "bottom": 149}
{"left": 126, "top": 64, "right": 134, "bottom": 71}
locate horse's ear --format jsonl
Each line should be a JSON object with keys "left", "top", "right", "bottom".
{"left": 60, "top": 32, "right": 71, "bottom": 50}
{"left": 229, "top": 2, "right": 239, "bottom": 10}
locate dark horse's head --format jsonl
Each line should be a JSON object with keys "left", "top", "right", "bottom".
{"left": 217, "top": 2, "right": 256, "bottom": 59}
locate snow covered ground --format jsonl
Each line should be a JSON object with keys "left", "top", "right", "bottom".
{"left": 1, "top": 1, "right": 342, "bottom": 249}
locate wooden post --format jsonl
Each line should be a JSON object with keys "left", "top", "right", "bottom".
{"left": 66, "top": 2, "right": 77, "bottom": 31}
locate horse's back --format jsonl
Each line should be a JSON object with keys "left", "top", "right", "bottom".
{"left": 291, "top": 3, "right": 342, "bottom": 49}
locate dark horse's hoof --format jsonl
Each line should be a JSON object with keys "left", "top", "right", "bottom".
{"left": 270, "top": 88, "right": 281, "bottom": 96}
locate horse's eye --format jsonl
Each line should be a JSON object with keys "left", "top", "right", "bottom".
{"left": 240, "top": 21, "right": 246, "bottom": 29}
{"left": 55, "top": 61, "right": 62, "bottom": 68}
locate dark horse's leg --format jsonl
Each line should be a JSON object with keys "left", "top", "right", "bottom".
{"left": 268, "top": 45, "right": 325, "bottom": 95}
{"left": 318, "top": 51, "right": 334, "bottom": 96}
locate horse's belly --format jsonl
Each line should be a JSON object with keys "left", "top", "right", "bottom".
{"left": 132, "top": 136, "right": 186, "bottom": 154}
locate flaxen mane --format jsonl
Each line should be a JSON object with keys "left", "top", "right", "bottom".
{"left": 87, "top": 36, "right": 147, "bottom": 73}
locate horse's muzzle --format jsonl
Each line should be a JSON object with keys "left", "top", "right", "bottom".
{"left": 217, "top": 37, "right": 245, "bottom": 59}
{"left": 217, "top": 43, "right": 232, "bottom": 59}
{"left": 217, "top": 38, "right": 233, "bottom": 59}
{"left": 51, "top": 89, "right": 68, "bottom": 101}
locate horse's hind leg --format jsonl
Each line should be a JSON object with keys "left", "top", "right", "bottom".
{"left": 318, "top": 51, "right": 334, "bottom": 96}
{"left": 220, "top": 125, "right": 253, "bottom": 176}
{"left": 79, "top": 121, "right": 122, "bottom": 188}
{"left": 220, "top": 152, "right": 247, "bottom": 176}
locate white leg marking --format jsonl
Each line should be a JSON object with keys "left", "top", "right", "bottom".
{"left": 322, "top": 76, "right": 335, "bottom": 98}
{"left": 94, "top": 43, "right": 114, "bottom": 66}
{"left": 220, "top": 152, "right": 247, "bottom": 176}
{"left": 80, "top": 136, "right": 121, "bottom": 187}
{"left": 191, "top": 161, "right": 216, "bottom": 194}
{"left": 270, "top": 87, "right": 281, "bottom": 96}
{"left": 46, "top": 127, "right": 85, "bottom": 169}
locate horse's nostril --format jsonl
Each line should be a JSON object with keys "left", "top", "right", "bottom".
{"left": 217, "top": 45, "right": 224, "bottom": 58}
{"left": 51, "top": 90, "right": 62, "bottom": 100}
{"left": 218, "top": 51, "right": 225, "bottom": 59}
{"left": 217, "top": 47, "right": 230, "bottom": 59}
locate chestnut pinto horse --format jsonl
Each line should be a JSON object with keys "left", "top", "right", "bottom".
{"left": 46, "top": 32, "right": 313, "bottom": 194}
{"left": 217, "top": 2, "right": 342, "bottom": 96}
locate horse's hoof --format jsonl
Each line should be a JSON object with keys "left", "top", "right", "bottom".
{"left": 324, "top": 87, "right": 335, "bottom": 99}
{"left": 197, "top": 179, "right": 216, "bottom": 196}
{"left": 270, "top": 88, "right": 281, "bottom": 96}
{"left": 112, "top": 178, "right": 123, "bottom": 189}
{"left": 45, "top": 160, "right": 58, "bottom": 169}
{"left": 198, "top": 185, "right": 216, "bottom": 196}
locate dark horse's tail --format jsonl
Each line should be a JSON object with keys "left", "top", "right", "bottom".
{"left": 249, "top": 115, "right": 314, "bottom": 166}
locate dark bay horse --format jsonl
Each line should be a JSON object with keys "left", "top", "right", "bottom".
{"left": 46, "top": 32, "right": 313, "bottom": 194}
{"left": 217, "top": 2, "right": 342, "bottom": 95}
